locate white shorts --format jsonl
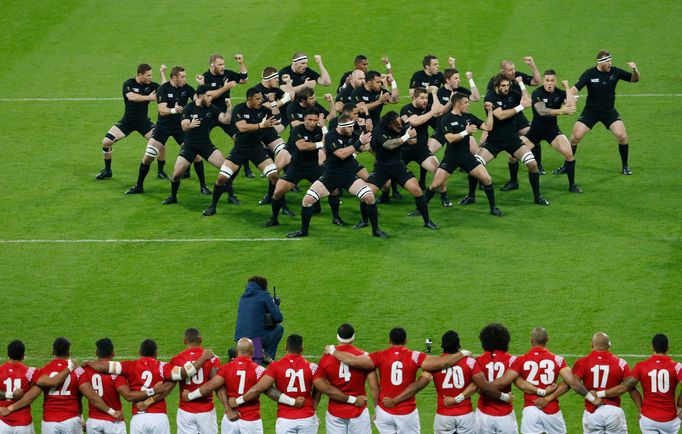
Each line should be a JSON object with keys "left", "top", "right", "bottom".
{"left": 0, "top": 420, "right": 34, "bottom": 434}
{"left": 639, "top": 414, "right": 681, "bottom": 434}
{"left": 373, "top": 406, "right": 420, "bottom": 434}
{"left": 86, "top": 418, "right": 127, "bottom": 434}
{"left": 476, "top": 409, "right": 518, "bottom": 434}
{"left": 42, "top": 417, "right": 82, "bottom": 434}
{"left": 582, "top": 406, "right": 627, "bottom": 434}
{"left": 275, "top": 415, "right": 318, "bottom": 434}
{"left": 325, "top": 408, "right": 371, "bottom": 434}
{"left": 176, "top": 408, "right": 217, "bottom": 434}
{"left": 434, "top": 412, "right": 476, "bottom": 434}
{"left": 520, "top": 407, "right": 566, "bottom": 434}
{"left": 220, "top": 414, "right": 263, "bottom": 434}
{"left": 130, "top": 413, "right": 170, "bottom": 434}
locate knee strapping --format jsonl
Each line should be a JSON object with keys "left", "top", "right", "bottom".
{"left": 105, "top": 132, "right": 117, "bottom": 143}
{"left": 263, "top": 163, "right": 277, "bottom": 177}
{"left": 475, "top": 155, "right": 487, "bottom": 166}
{"left": 273, "top": 142, "right": 286, "bottom": 156}
{"left": 219, "top": 164, "right": 234, "bottom": 179}
{"left": 356, "top": 186, "right": 372, "bottom": 200}
{"left": 145, "top": 145, "right": 159, "bottom": 158}
{"left": 305, "top": 188, "right": 320, "bottom": 203}
{"left": 521, "top": 151, "right": 535, "bottom": 165}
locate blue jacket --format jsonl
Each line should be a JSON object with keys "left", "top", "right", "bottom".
{"left": 234, "top": 281, "right": 283, "bottom": 340}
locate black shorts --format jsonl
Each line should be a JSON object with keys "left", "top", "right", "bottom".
{"left": 481, "top": 136, "right": 524, "bottom": 157}
{"left": 319, "top": 170, "right": 358, "bottom": 192}
{"left": 440, "top": 150, "right": 481, "bottom": 174}
{"left": 525, "top": 127, "right": 563, "bottom": 146}
{"left": 351, "top": 159, "right": 365, "bottom": 174}
{"left": 578, "top": 109, "right": 622, "bottom": 129}
{"left": 514, "top": 112, "right": 530, "bottom": 131}
{"left": 281, "top": 164, "right": 323, "bottom": 185}
{"left": 212, "top": 122, "right": 239, "bottom": 138}
{"left": 259, "top": 127, "right": 280, "bottom": 146}
{"left": 152, "top": 126, "right": 184, "bottom": 146}
{"left": 430, "top": 131, "right": 445, "bottom": 147}
{"left": 179, "top": 142, "right": 217, "bottom": 162}
{"left": 367, "top": 162, "right": 415, "bottom": 188}
{"left": 401, "top": 144, "right": 433, "bottom": 165}
{"left": 116, "top": 116, "right": 154, "bottom": 137}
{"left": 227, "top": 145, "right": 270, "bottom": 167}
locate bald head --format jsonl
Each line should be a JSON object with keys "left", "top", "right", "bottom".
{"left": 236, "top": 338, "right": 254, "bottom": 356}
{"left": 531, "top": 327, "right": 548, "bottom": 346}
{"left": 592, "top": 332, "right": 611, "bottom": 351}
{"left": 350, "top": 69, "right": 365, "bottom": 87}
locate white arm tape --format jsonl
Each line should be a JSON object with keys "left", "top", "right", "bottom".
{"left": 391, "top": 80, "right": 398, "bottom": 90}
{"left": 278, "top": 393, "right": 296, "bottom": 406}
{"left": 596, "top": 390, "right": 606, "bottom": 398}
{"left": 145, "top": 388, "right": 155, "bottom": 397}
{"left": 187, "top": 389, "right": 203, "bottom": 401}
{"left": 107, "top": 408, "right": 116, "bottom": 417}
{"left": 328, "top": 345, "right": 336, "bottom": 355}
{"left": 460, "top": 350, "right": 472, "bottom": 357}
{"left": 170, "top": 108, "right": 177, "bottom": 114}
{"left": 184, "top": 361, "right": 198, "bottom": 377}
{"left": 385, "top": 62, "right": 392, "bottom": 70}
{"left": 469, "top": 79, "right": 477, "bottom": 88}
{"left": 235, "top": 396, "right": 245, "bottom": 406}
{"left": 454, "top": 393, "right": 465, "bottom": 404}
{"left": 459, "top": 131, "right": 469, "bottom": 138}
{"left": 68, "top": 359, "right": 75, "bottom": 372}
{"left": 315, "top": 142, "right": 324, "bottom": 149}
{"left": 109, "top": 361, "right": 122, "bottom": 375}
{"left": 346, "top": 395, "right": 357, "bottom": 404}
{"left": 499, "top": 392, "right": 511, "bottom": 403}
{"left": 519, "top": 82, "right": 527, "bottom": 91}
{"left": 171, "top": 366, "right": 183, "bottom": 381}
{"left": 401, "top": 133, "right": 410, "bottom": 142}
{"left": 515, "top": 105, "right": 524, "bottom": 113}
{"left": 536, "top": 388, "right": 546, "bottom": 397}
{"left": 585, "top": 392, "right": 597, "bottom": 403}
{"left": 321, "top": 127, "right": 328, "bottom": 135}
{"left": 281, "top": 93, "right": 292, "bottom": 104}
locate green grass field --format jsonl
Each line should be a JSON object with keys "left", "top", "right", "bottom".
{"left": 2, "top": 0, "right": 681, "bottom": 432}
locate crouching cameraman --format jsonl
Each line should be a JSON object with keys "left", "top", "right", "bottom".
{"left": 234, "top": 276, "right": 283, "bottom": 363}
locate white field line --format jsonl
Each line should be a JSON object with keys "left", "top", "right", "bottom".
{"left": 0, "top": 94, "right": 680, "bottom": 102}
{"left": 0, "top": 238, "right": 299, "bottom": 243}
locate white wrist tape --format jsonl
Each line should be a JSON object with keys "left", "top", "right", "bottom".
{"left": 187, "top": 389, "right": 203, "bottom": 401}
{"left": 109, "top": 361, "right": 122, "bottom": 375}
{"left": 5, "top": 391, "right": 13, "bottom": 399}
{"left": 460, "top": 350, "right": 472, "bottom": 357}
{"left": 235, "top": 396, "right": 245, "bottom": 406}
{"left": 281, "top": 93, "right": 292, "bottom": 104}
{"left": 68, "top": 359, "right": 75, "bottom": 372}
{"left": 184, "top": 361, "right": 198, "bottom": 377}
{"left": 459, "top": 131, "right": 469, "bottom": 138}
{"left": 454, "top": 393, "right": 465, "bottom": 404}
{"left": 519, "top": 82, "right": 526, "bottom": 91}
{"left": 585, "top": 392, "right": 596, "bottom": 403}
{"left": 401, "top": 133, "right": 411, "bottom": 142}
{"left": 468, "top": 79, "right": 477, "bottom": 88}
{"left": 107, "top": 408, "right": 116, "bottom": 417}
{"left": 385, "top": 62, "right": 392, "bottom": 70}
{"left": 596, "top": 390, "right": 606, "bottom": 398}
{"left": 499, "top": 392, "right": 510, "bottom": 403}
{"left": 391, "top": 80, "right": 398, "bottom": 90}
{"left": 170, "top": 108, "right": 177, "bottom": 114}
{"left": 321, "top": 127, "right": 328, "bottom": 134}
{"left": 145, "top": 388, "right": 155, "bottom": 397}
{"left": 515, "top": 105, "right": 524, "bottom": 113}
{"left": 315, "top": 142, "right": 324, "bottom": 149}
{"left": 346, "top": 395, "right": 357, "bottom": 404}
{"left": 278, "top": 393, "right": 296, "bottom": 406}
{"left": 328, "top": 345, "right": 336, "bottom": 355}
{"left": 536, "top": 388, "right": 546, "bottom": 397}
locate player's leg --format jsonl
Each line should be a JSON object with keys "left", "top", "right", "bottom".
{"left": 403, "top": 177, "right": 437, "bottom": 229}
{"left": 421, "top": 155, "right": 451, "bottom": 207}
{"left": 608, "top": 119, "right": 631, "bottom": 174}
{"left": 264, "top": 179, "right": 296, "bottom": 227}
{"left": 550, "top": 134, "right": 581, "bottom": 192}
{"left": 555, "top": 120, "right": 590, "bottom": 174}
{"left": 354, "top": 178, "right": 380, "bottom": 228}
{"left": 501, "top": 154, "right": 520, "bottom": 191}
{"left": 520, "top": 406, "right": 546, "bottom": 434}
{"left": 127, "top": 137, "right": 165, "bottom": 194}
{"left": 348, "top": 179, "right": 387, "bottom": 238}
{"left": 219, "top": 415, "right": 240, "bottom": 434}
{"left": 601, "top": 406, "right": 627, "bottom": 434}
{"left": 513, "top": 145, "right": 548, "bottom": 206}
{"left": 346, "top": 408, "right": 371, "bottom": 434}
{"left": 257, "top": 158, "right": 280, "bottom": 215}
{"left": 394, "top": 409, "right": 420, "bottom": 434}
{"left": 190, "top": 154, "right": 210, "bottom": 194}
{"left": 162, "top": 154, "right": 192, "bottom": 205}
{"left": 373, "top": 407, "right": 398, "bottom": 434}
{"left": 176, "top": 409, "right": 196, "bottom": 434}
{"left": 97, "top": 126, "right": 126, "bottom": 179}
{"left": 428, "top": 137, "right": 443, "bottom": 154}
{"left": 287, "top": 180, "right": 330, "bottom": 238}
{"left": 203, "top": 155, "right": 240, "bottom": 216}
{"left": 193, "top": 410, "right": 217, "bottom": 434}
{"left": 149, "top": 414, "right": 170, "bottom": 434}
{"left": 467, "top": 163, "right": 502, "bottom": 217}
{"left": 455, "top": 413, "right": 478, "bottom": 434}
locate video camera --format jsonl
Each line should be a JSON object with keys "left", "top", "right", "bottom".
{"left": 264, "top": 286, "right": 280, "bottom": 330}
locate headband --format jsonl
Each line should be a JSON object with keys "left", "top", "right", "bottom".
{"left": 293, "top": 55, "right": 308, "bottom": 63}
{"left": 337, "top": 334, "right": 355, "bottom": 343}
{"left": 597, "top": 55, "right": 612, "bottom": 63}
{"left": 338, "top": 120, "right": 355, "bottom": 128}
{"left": 262, "top": 72, "right": 279, "bottom": 80}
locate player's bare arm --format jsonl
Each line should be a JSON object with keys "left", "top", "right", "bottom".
{"left": 444, "top": 381, "right": 478, "bottom": 406}
{"left": 0, "top": 384, "right": 41, "bottom": 414}
{"left": 79, "top": 381, "right": 123, "bottom": 420}
{"left": 314, "top": 55, "right": 332, "bottom": 86}
{"left": 421, "top": 350, "right": 471, "bottom": 371}
{"left": 627, "top": 62, "right": 640, "bottom": 82}
{"left": 234, "top": 54, "right": 248, "bottom": 83}
{"left": 34, "top": 360, "right": 76, "bottom": 387}
{"left": 524, "top": 56, "right": 542, "bottom": 85}
{"left": 472, "top": 372, "right": 514, "bottom": 403}
{"left": 383, "top": 127, "right": 416, "bottom": 150}
{"left": 382, "top": 371, "right": 432, "bottom": 408}
{"left": 325, "top": 345, "right": 375, "bottom": 370}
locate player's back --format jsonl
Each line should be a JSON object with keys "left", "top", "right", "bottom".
{"left": 318, "top": 344, "right": 369, "bottom": 419}
{"left": 220, "top": 356, "right": 266, "bottom": 421}
{"left": 512, "top": 347, "right": 567, "bottom": 414}
{"left": 80, "top": 366, "right": 125, "bottom": 422}
{"left": 0, "top": 362, "right": 36, "bottom": 426}
{"left": 432, "top": 356, "right": 476, "bottom": 416}
{"left": 121, "top": 357, "right": 172, "bottom": 415}
{"left": 474, "top": 351, "right": 517, "bottom": 416}
{"left": 171, "top": 347, "right": 220, "bottom": 414}
{"left": 369, "top": 346, "right": 426, "bottom": 415}
{"left": 633, "top": 355, "right": 682, "bottom": 422}
{"left": 573, "top": 351, "right": 630, "bottom": 412}
{"left": 36, "top": 359, "right": 83, "bottom": 422}
{"left": 266, "top": 354, "right": 316, "bottom": 419}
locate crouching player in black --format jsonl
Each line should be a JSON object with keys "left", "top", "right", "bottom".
{"left": 360, "top": 111, "right": 438, "bottom": 230}
{"left": 426, "top": 93, "right": 503, "bottom": 216}
{"left": 287, "top": 114, "right": 389, "bottom": 238}
{"left": 162, "top": 85, "right": 231, "bottom": 204}
{"left": 263, "top": 108, "right": 343, "bottom": 227}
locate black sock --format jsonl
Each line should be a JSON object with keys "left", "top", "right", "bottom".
{"left": 194, "top": 161, "right": 206, "bottom": 187}
{"left": 565, "top": 160, "right": 576, "bottom": 186}
{"left": 571, "top": 145, "right": 578, "bottom": 157}
{"left": 157, "top": 160, "right": 165, "bottom": 173}
{"left": 301, "top": 205, "right": 314, "bottom": 234}
{"left": 468, "top": 175, "right": 478, "bottom": 197}
{"left": 415, "top": 195, "right": 430, "bottom": 223}
{"left": 508, "top": 161, "right": 519, "bottom": 183}
{"left": 419, "top": 167, "right": 428, "bottom": 188}
{"left": 244, "top": 161, "right": 252, "bottom": 173}
{"left": 380, "top": 189, "right": 389, "bottom": 201}
{"left": 483, "top": 184, "right": 496, "bottom": 210}
{"left": 104, "top": 159, "right": 111, "bottom": 170}
{"left": 359, "top": 202, "right": 368, "bottom": 222}
{"left": 425, "top": 188, "right": 436, "bottom": 203}
{"left": 271, "top": 197, "right": 283, "bottom": 219}
{"left": 440, "top": 191, "right": 448, "bottom": 200}
{"left": 210, "top": 183, "right": 225, "bottom": 207}
{"left": 267, "top": 181, "right": 275, "bottom": 198}
{"left": 528, "top": 172, "right": 541, "bottom": 198}
{"left": 391, "top": 181, "right": 400, "bottom": 195}
{"left": 170, "top": 180, "right": 180, "bottom": 198}
{"left": 136, "top": 163, "right": 151, "bottom": 187}
{"left": 619, "top": 144, "right": 629, "bottom": 167}
{"left": 531, "top": 145, "right": 542, "bottom": 166}
{"left": 328, "top": 195, "right": 341, "bottom": 219}
{"left": 367, "top": 203, "right": 379, "bottom": 232}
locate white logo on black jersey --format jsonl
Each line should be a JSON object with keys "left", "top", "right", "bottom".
{"left": 590, "top": 78, "right": 600, "bottom": 83}
{"left": 211, "top": 83, "right": 217, "bottom": 87}
{"left": 168, "top": 94, "right": 173, "bottom": 97}
{"left": 133, "top": 88, "right": 140, "bottom": 92}
{"left": 542, "top": 98, "right": 548, "bottom": 103}
{"left": 244, "top": 114, "right": 250, "bottom": 119}
{"left": 362, "top": 96, "right": 369, "bottom": 101}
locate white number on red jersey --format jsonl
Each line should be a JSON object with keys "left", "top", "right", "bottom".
{"left": 524, "top": 360, "right": 555, "bottom": 385}
{"left": 441, "top": 366, "right": 465, "bottom": 389}
{"left": 338, "top": 362, "right": 351, "bottom": 382}
{"left": 390, "top": 361, "right": 403, "bottom": 386}
{"left": 590, "top": 365, "right": 609, "bottom": 388}
{"left": 647, "top": 369, "right": 670, "bottom": 393}
{"left": 185, "top": 368, "right": 204, "bottom": 385}
{"left": 236, "top": 370, "right": 246, "bottom": 394}
{"left": 285, "top": 369, "right": 306, "bottom": 393}
{"left": 485, "top": 362, "right": 505, "bottom": 382}
{"left": 91, "top": 374, "right": 104, "bottom": 396}
{"left": 3, "top": 378, "right": 21, "bottom": 394}
{"left": 140, "top": 370, "right": 153, "bottom": 389}
{"left": 48, "top": 371, "right": 71, "bottom": 396}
